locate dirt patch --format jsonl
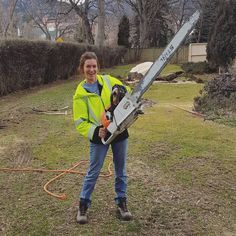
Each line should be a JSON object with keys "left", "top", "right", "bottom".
{"left": 127, "top": 150, "right": 236, "bottom": 235}
{"left": 0, "top": 146, "right": 6, "bottom": 155}
{"left": 172, "top": 156, "right": 236, "bottom": 191}
{"left": 2, "top": 140, "right": 33, "bottom": 167}
{"left": 147, "top": 142, "right": 180, "bottom": 160}
{"left": 0, "top": 106, "right": 30, "bottom": 128}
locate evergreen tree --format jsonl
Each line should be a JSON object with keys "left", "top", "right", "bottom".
{"left": 144, "top": 0, "right": 169, "bottom": 47}
{"left": 207, "top": 0, "right": 236, "bottom": 71}
{"left": 118, "top": 15, "right": 130, "bottom": 47}
{"left": 189, "top": 0, "right": 219, "bottom": 43}
{"left": 148, "top": 14, "right": 169, "bottom": 47}
{"left": 198, "top": 0, "right": 219, "bottom": 42}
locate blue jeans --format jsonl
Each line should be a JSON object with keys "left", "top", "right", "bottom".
{"left": 80, "top": 138, "right": 128, "bottom": 204}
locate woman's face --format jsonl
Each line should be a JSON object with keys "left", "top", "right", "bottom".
{"left": 83, "top": 59, "right": 98, "bottom": 84}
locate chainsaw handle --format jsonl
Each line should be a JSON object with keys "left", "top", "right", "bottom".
{"left": 101, "top": 130, "right": 114, "bottom": 145}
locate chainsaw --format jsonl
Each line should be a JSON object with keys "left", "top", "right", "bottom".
{"left": 102, "top": 10, "right": 200, "bottom": 145}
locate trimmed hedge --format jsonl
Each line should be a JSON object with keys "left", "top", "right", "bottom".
{"left": 0, "top": 39, "right": 127, "bottom": 96}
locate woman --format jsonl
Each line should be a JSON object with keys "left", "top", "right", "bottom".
{"left": 73, "top": 51, "right": 132, "bottom": 224}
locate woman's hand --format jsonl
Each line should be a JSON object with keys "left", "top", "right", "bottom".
{"left": 98, "top": 127, "right": 107, "bottom": 138}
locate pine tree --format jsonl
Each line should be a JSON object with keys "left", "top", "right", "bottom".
{"left": 189, "top": 0, "right": 219, "bottom": 43}
{"left": 207, "top": 0, "right": 236, "bottom": 71}
{"left": 147, "top": 2, "right": 169, "bottom": 47}
{"left": 117, "top": 15, "right": 130, "bottom": 48}
{"left": 199, "top": 0, "right": 219, "bottom": 42}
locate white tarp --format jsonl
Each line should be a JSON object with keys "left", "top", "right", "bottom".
{"left": 130, "top": 62, "right": 153, "bottom": 76}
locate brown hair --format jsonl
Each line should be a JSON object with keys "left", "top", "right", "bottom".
{"left": 79, "top": 51, "right": 100, "bottom": 74}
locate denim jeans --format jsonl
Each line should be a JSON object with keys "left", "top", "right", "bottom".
{"left": 80, "top": 138, "right": 128, "bottom": 203}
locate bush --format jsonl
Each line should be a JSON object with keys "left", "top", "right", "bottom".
{"left": 0, "top": 39, "right": 127, "bottom": 96}
{"left": 194, "top": 74, "right": 236, "bottom": 114}
{"left": 181, "top": 61, "right": 215, "bottom": 74}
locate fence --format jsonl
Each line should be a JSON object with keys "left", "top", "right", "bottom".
{"left": 124, "top": 46, "right": 189, "bottom": 64}
{"left": 188, "top": 43, "right": 207, "bottom": 62}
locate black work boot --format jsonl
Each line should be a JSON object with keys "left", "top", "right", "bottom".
{"left": 76, "top": 201, "right": 89, "bottom": 224}
{"left": 117, "top": 197, "right": 133, "bottom": 221}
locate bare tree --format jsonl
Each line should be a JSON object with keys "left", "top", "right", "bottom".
{"left": 98, "top": 1, "right": 129, "bottom": 47}
{"left": 0, "top": 0, "right": 19, "bottom": 38}
{"left": 95, "top": 0, "right": 105, "bottom": 47}
{"left": 124, "top": 0, "right": 149, "bottom": 48}
{"left": 20, "top": 0, "right": 76, "bottom": 40}
{"left": 20, "top": 0, "right": 54, "bottom": 40}
{"left": 0, "top": 1, "right": 3, "bottom": 36}
{"left": 167, "top": 0, "right": 193, "bottom": 32}
{"left": 68, "top": 0, "right": 125, "bottom": 46}
{"left": 123, "top": 0, "right": 169, "bottom": 48}
{"left": 68, "top": 0, "right": 95, "bottom": 44}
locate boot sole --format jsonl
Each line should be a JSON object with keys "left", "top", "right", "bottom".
{"left": 116, "top": 209, "right": 133, "bottom": 221}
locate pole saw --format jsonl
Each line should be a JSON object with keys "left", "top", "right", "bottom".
{"left": 102, "top": 10, "right": 200, "bottom": 145}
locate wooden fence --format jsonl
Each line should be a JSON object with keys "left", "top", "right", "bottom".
{"left": 124, "top": 46, "right": 189, "bottom": 64}
{"left": 188, "top": 43, "right": 207, "bottom": 62}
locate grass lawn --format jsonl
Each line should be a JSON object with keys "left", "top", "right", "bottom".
{"left": 0, "top": 64, "right": 235, "bottom": 236}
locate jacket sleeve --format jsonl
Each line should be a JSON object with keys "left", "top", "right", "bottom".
{"left": 73, "top": 96, "right": 97, "bottom": 140}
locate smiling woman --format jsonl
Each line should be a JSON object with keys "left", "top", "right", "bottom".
{"left": 79, "top": 57, "right": 99, "bottom": 84}
{"left": 73, "top": 51, "right": 132, "bottom": 224}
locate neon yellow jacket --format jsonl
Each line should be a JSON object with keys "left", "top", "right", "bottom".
{"left": 73, "top": 74, "right": 130, "bottom": 141}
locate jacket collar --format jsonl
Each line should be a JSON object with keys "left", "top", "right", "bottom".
{"left": 74, "top": 75, "right": 104, "bottom": 98}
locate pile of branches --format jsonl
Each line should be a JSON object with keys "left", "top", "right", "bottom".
{"left": 194, "top": 73, "right": 236, "bottom": 115}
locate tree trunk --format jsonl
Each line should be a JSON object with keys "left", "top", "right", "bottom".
{"left": 139, "top": 17, "right": 149, "bottom": 48}
{"left": 95, "top": 0, "right": 105, "bottom": 47}
{"left": 0, "top": 1, "right": 3, "bottom": 36}
{"left": 82, "top": 15, "right": 94, "bottom": 44}
{"left": 69, "top": 0, "right": 94, "bottom": 45}
{"left": 2, "top": 0, "right": 18, "bottom": 38}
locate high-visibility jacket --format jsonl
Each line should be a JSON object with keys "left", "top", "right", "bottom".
{"left": 73, "top": 74, "right": 130, "bottom": 142}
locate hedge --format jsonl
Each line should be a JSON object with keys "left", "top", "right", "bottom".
{"left": 0, "top": 39, "right": 127, "bottom": 96}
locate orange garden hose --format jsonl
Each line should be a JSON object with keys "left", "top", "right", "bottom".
{"left": 0, "top": 155, "right": 113, "bottom": 200}
{"left": 170, "top": 104, "right": 204, "bottom": 117}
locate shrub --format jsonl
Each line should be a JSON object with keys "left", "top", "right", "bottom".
{"left": 181, "top": 61, "right": 215, "bottom": 74}
{"left": 0, "top": 39, "right": 127, "bottom": 96}
{"left": 194, "top": 74, "right": 236, "bottom": 114}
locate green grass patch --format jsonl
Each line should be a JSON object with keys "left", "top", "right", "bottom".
{"left": 101, "top": 63, "right": 136, "bottom": 80}
{"left": 161, "top": 64, "right": 183, "bottom": 75}
{"left": 0, "top": 63, "right": 235, "bottom": 236}
{"left": 100, "top": 63, "right": 183, "bottom": 80}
